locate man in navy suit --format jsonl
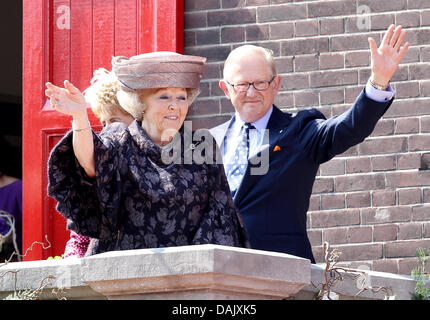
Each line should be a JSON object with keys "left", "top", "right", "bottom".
{"left": 210, "top": 25, "right": 409, "bottom": 263}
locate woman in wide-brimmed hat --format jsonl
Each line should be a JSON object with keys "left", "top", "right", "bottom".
{"left": 45, "top": 52, "right": 249, "bottom": 256}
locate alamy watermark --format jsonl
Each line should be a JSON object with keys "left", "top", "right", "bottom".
{"left": 160, "top": 121, "right": 270, "bottom": 176}
{"left": 357, "top": 5, "right": 371, "bottom": 30}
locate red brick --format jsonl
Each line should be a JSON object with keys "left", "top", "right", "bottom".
{"left": 246, "top": 0, "right": 269, "bottom": 5}
{"left": 362, "top": 206, "right": 411, "bottom": 225}
{"left": 312, "top": 177, "right": 334, "bottom": 194}
{"left": 310, "top": 70, "right": 358, "bottom": 88}
{"left": 397, "top": 153, "right": 421, "bottom": 170}
{"left": 246, "top": 24, "right": 270, "bottom": 41}
{"left": 411, "top": 204, "right": 430, "bottom": 221}
{"left": 422, "top": 47, "right": 430, "bottom": 62}
{"left": 369, "top": 119, "right": 395, "bottom": 137}
{"left": 320, "top": 17, "right": 344, "bottom": 35}
{"left": 185, "top": 0, "right": 220, "bottom": 11}
{"left": 330, "top": 34, "right": 370, "bottom": 51}
{"left": 295, "top": 19, "right": 318, "bottom": 37}
{"left": 189, "top": 114, "right": 231, "bottom": 131}
{"left": 309, "top": 195, "right": 320, "bottom": 211}
{"left": 386, "top": 170, "right": 430, "bottom": 188}
{"left": 397, "top": 188, "right": 422, "bottom": 205}
{"left": 308, "top": 0, "right": 355, "bottom": 18}
{"left": 184, "top": 11, "right": 207, "bottom": 29}
{"left": 195, "top": 28, "right": 220, "bottom": 45}
{"left": 393, "top": 82, "right": 420, "bottom": 99}
{"left": 410, "top": 63, "right": 430, "bottom": 80}
{"left": 345, "top": 86, "right": 364, "bottom": 103}
{"left": 358, "top": 68, "right": 371, "bottom": 85}
{"left": 208, "top": 8, "right": 256, "bottom": 26}
{"left": 348, "top": 226, "right": 372, "bottom": 243}
{"left": 281, "top": 37, "right": 329, "bottom": 56}
{"left": 346, "top": 157, "right": 371, "bottom": 174}
{"left": 310, "top": 209, "right": 360, "bottom": 228}
{"left": 360, "top": 0, "right": 407, "bottom": 12}
{"left": 345, "top": 51, "right": 369, "bottom": 68}
{"left": 323, "top": 227, "right": 348, "bottom": 244}
{"left": 394, "top": 81, "right": 420, "bottom": 98}
{"left": 373, "top": 259, "right": 399, "bottom": 274}
{"left": 269, "top": 22, "right": 294, "bottom": 40}
{"left": 420, "top": 80, "right": 430, "bottom": 97}
{"left": 409, "top": 134, "right": 430, "bottom": 151}
{"left": 395, "top": 11, "right": 421, "bottom": 28}
{"left": 319, "top": 159, "right": 345, "bottom": 176}
{"left": 421, "top": 153, "right": 430, "bottom": 170}
{"left": 399, "top": 257, "right": 430, "bottom": 275}
{"left": 221, "top": 26, "right": 244, "bottom": 43}
{"left": 274, "top": 57, "right": 293, "bottom": 74}
{"left": 319, "top": 88, "right": 344, "bottom": 105}
{"left": 321, "top": 194, "right": 345, "bottom": 210}
{"left": 409, "top": 0, "right": 430, "bottom": 9}
{"left": 370, "top": 13, "right": 395, "bottom": 31}
{"left": 424, "top": 222, "right": 430, "bottom": 238}
{"left": 307, "top": 229, "right": 322, "bottom": 247}
{"left": 335, "top": 173, "right": 385, "bottom": 192}
{"left": 421, "top": 116, "right": 430, "bottom": 132}
{"left": 422, "top": 10, "right": 430, "bottom": 26}
{"left": 358, "top": 137, "right": 407, "bottom": 155}
{"left": 394, "top": 117, "right": 419, "bottom": 134}
{"left": 190, "top": 98, "right": 220, "bottom": 116}
{"left": 371, "top": 155, "right": 396, "bottom": 171}
{"left": 391, "top": 65, "right": 409, "bottom": 82}
{"left": 401, "top": 46, "right": 420, "bottom": 63}
{"left": 294, "top": 90, "right": 319, "bottom": 107}
{"left": 398, "top": 222, "right": 423, "bottom": 240}
{"left": 222, "top": 0, "right": 246, "bottom": 9}
{"left": 274, "top": 92, "right": 294, "bottom": 108}
{"left": 319, "top": 52, "right": 344, "bottom": 70}
{"left": 294, "top": 55, "right": 319, "bottom": 72}
{"left": 373, "top": 224, "right": 397, "bottom": 242}
{"left": 372, "top": 190, "right": 396, "bottom": 207}
{"left": 329, "top": 243, "right": 383, "bottom": 261}
{"left": 424, "top": 188, "right": 430, "bottom": 204}
{"left": 346, "top": 191, "right": 371, "bottom": 208}
{"left": 257, "top": 4, "right": 306, "bottom": 22}
{"left": 385, "top": 239, "right": 430, "bottom": 258}
{"left": 385, "top": 98, "right": 430, "bottom": 118}
{"left": 280, "top": 73, "right": 309, "bottom": 90}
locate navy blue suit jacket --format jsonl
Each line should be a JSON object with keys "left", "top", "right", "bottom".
{"left": 210, "top": 88, "right": 394, "bottom": 263}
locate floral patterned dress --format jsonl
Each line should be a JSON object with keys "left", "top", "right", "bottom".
{"left": 47, "top": 121, "right": 249, "bottom": 256}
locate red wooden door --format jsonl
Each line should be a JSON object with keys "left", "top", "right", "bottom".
{"left": 22, "top": 0, "right": 184, "bottom": 260}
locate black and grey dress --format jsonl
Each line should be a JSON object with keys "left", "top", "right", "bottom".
{"left": 47, "top": 121, "right": 249, "bottom": 255}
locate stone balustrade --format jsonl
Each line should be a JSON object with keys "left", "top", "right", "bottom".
{"left": 0, "top": 244, "right": 418, "bottom": 300}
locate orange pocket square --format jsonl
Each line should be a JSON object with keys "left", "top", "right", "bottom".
{"left": 273, "top": 145, "right": 281, "bottom": 152}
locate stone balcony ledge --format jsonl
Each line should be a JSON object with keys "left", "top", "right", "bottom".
{"left": 0, "top": 244, "right": 418, "bottom": 300}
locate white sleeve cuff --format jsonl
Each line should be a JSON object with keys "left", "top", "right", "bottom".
{"left": 365, "top": 80, "right": 395, "bottom": 102}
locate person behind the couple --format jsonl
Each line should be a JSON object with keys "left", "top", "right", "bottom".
{"left": 45, "top": 52, "right": 250, "bottom": 256}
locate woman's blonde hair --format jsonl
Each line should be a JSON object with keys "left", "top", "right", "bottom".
{"left": 84, "top": 68, "right": 132, "bottom": 120}
{"left": 117, "top": 87, "right": 200, "bottom": 122}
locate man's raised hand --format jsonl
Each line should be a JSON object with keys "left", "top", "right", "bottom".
{"left": 368, "top": 24, "right": 409, "bottom": 87}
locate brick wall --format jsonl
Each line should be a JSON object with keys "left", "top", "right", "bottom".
{"left": 183, "top": 0, "right": 430, "bottom": 275}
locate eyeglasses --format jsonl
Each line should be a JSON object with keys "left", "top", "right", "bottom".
{"left": 226, "top": 76, "right": 276, "bottom": 93}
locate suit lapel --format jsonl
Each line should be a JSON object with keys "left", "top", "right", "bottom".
{"left": 233, "top": 106, "right": 290, "bottom": 205}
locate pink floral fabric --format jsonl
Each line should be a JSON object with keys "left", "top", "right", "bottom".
{"left": 63, "top": 231, "right": 91, "bottom": 258}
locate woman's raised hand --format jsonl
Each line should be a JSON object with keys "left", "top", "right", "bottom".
{"left": 45, "top": 80, "right": 87, "bottom": 117}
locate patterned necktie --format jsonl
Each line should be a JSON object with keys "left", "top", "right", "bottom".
{"left": 226, "top": 122, "right": 254, "bottom": 195}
